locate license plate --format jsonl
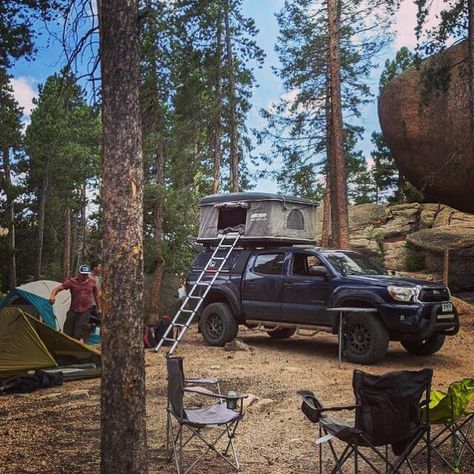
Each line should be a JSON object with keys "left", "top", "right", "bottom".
{"left": 441, "top": 302, "right": 453, "bottom": 313}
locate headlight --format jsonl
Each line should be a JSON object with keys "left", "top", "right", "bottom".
{"left": 387, "top": 285, "right": 417, "bottom": 302}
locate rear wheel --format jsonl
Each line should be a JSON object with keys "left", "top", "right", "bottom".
{"left": 343, "top": 313, "right": 389, "bottom": 364}
{"left": 401, "top": 333, "right": 445, "bottom": 356}
{"left": 200, "top": 302, "right": 238, "bottom": 346}
{"left": 267, "top": 327, "right": 297, "bottom": 339}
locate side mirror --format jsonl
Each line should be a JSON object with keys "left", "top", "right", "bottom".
{"left": 308, "top": 265, "right": 329, "bottom": 278}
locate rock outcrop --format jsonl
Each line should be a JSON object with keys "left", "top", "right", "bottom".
{"left": 315, "top": 203, "right": 474, "bottom": 291}
{"left": 379, "top": 41, "right": 474, "bottom": 213}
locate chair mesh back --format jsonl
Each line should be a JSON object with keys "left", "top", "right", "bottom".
{"left": 167, "top": 357, "right": 185, "bottom": 418}
{"left": 353, "top": 369, "right": 432, "bottom": 446}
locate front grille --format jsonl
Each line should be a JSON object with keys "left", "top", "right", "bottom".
{"left": 418, "top": 287, "right": 450, "bottom": 302}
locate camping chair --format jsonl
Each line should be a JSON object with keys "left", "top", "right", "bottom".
{"left": 413, "top": 377, "right": 474, "bottom": 471}
{"left": 166, "top": 357, "right": 247, "bottom": 474}
{"left": 298, "top": 368, "right": 433, "bottom": 474}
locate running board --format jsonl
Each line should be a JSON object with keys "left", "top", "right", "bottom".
{"left": 245, "top": 320, "right": 333, "bottom": 336}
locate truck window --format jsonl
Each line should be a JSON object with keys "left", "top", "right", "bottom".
{"left": 253, "top": 253, "right": 285, "bottom": 275}
{"left": 292, "top": 254, "right": 324, "bottom": 276}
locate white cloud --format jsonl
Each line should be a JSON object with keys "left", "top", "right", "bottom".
{"left": 393, "top": 0, "right": 445, "bottom": 50}
{"left": 10, "top": 76, "right": 38, "bottom": 116}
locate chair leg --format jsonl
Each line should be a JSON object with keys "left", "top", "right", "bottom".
{"left": 354, "top": 441, "right": 358, "bottom": 474}
{"left": 319, "top": 425, "right": 323, "bottom": 474}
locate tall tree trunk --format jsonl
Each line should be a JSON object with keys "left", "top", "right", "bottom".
{"left": 327, "top": 0, "right": 350, "bottom": 249}
{"left": 63, "top": 209, "right": 71, "bottom": 279}
{"left": 99, "top": 0, "right": 147, "bottom": 472}
{"left": 321, "top": 178, "right": 332, "bottom": 247}
{"left": 213, "top": 8, "right": 223, "bottom": 194}
{"left": 224, "top": 0, "right": 239, "bottom": 192}
{"left": 70, "top": 213, "right": 78, "bottom": 273}
{"left": 147, "top": 143, "right": 165, "bottom": 326}
{"left": 469, "top": 0, "right": 474, "bottom": 156}
{"left": 79, "top": 183, "right": 87, "bottom": 262}
{"left": 2, "top": 146, "right": 17, "bottom": 288}
{"left": 35, "top": 174, "right": 48, "bottom": 280}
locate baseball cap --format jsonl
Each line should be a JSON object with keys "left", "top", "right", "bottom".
{"left": 79, "top": 264, "right": 91, "bottom": 275}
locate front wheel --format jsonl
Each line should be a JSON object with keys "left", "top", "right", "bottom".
{"left": 401, "top": 333, "right": 445, "bottom": 356}
{"left": 343, "top": 313, "right": 389, "bottom": 365}
{"left": 200, "top": 302, "right": 238, "bottom": 346}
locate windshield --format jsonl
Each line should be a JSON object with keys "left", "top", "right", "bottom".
{"left": 322, "top": 251, "right": 387, "bottom": 276}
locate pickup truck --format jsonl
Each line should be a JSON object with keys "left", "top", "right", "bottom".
{"left": 186, "top": 246, "right": 459, "bottom": 364}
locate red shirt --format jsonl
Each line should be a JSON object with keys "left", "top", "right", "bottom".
{"left": 60, "top": 277, "right": 97, "bottom": 314}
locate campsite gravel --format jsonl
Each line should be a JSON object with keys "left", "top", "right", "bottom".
{"left": 1, "top": 308, "right": 474, "bottom": 474}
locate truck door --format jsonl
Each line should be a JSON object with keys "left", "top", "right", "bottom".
{"left": 241, "top": 252, "right": 286, "bottom": 321}
{"left": 282, "top": 252, "right": 332, "bottom": 325}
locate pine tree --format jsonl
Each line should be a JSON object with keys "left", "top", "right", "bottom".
{"left": 0, "top": 69, "right": 23, "bottom": 288}
{"left": 99, "top": 0, "right": 147, "bottom": 471}
{"left": 261, "top": 0, "right": 398, "bottom": 245}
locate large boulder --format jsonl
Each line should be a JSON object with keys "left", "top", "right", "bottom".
{"left": 379, "top": 41, "right": 474, "bottom": 213}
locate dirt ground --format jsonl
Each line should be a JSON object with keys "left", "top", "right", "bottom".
{"left": 1, "top": 310, "right": 474, "bottom": 474}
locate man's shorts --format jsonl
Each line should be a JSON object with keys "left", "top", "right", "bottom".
{"left": 63, "top": 310, "right": 91, "bottom": 341}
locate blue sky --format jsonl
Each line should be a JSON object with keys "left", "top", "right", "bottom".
{"left": 9, "top": 0, "right": 430, "bottom": 193}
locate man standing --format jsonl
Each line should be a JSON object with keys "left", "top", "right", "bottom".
{"left": 90, "top": 261, "right": 103, "bottom": 317}
{"left": 49, "top": 264, "right": 101, "bottom": 343}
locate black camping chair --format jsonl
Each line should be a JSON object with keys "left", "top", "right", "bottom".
{"left": 166, "top": 357, "right": 247, "bottom": 474}
{"left": 298, "top": 368, "right": 433, "bottom": 474}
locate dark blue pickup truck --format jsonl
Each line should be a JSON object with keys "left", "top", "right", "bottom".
{"left": 187, "top": 246, "right": 459, "bottom": 364}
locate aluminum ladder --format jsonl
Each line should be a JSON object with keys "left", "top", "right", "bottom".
{"left": 154, "top": 232, "right": 241, "bottom": 356}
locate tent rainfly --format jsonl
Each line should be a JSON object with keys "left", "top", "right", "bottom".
{"left": 197, "top": 192, "right": 318, "bottom": 245}
{"left": 0, "top": 280, "right": 71, "bottom": 330}
{"left": 0, "top": 308, "right": 100, "bottom": 377}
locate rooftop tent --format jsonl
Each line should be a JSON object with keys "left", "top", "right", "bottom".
{"left": 0, "top": 307, "right": 100, "bottom": 378}
{"left": 0, "top": 280, "right": 71, "bottom": 330}
{"left": 197, "top": 192, "right": 318, "bottom": 245}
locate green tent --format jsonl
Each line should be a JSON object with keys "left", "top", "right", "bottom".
{"left": 0, "top": 307, "right": 100, "bottom": 377}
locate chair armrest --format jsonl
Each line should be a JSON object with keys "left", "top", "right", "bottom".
{"left": 184, "top": 387, "right": 248, "bottom": 400}
{"left": 185, "top": 377, "right": 219, "bottom": 385}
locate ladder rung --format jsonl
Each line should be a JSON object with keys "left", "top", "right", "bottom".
{"left": 163, "top": 337, "right": 177, "bottom": 342}
{"left": 173, "top": 323, "right": 187, "bottom": 328}
{"left": 196, "top": 282, "right": 211, "bottom": 286}
{"left": 180, "top": 309, "right": 194, "bottom": 313}
{"left": 212, "top": 257, "right": 225, "bottom": 260}
{"left": 188, "top": 295, "right": 201, "bottom": 299}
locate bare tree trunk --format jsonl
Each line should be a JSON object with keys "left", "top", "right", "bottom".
{"left": 79, "top": 182, "right": 87, "bottom": 262}
{"left": 213, "top": 8, "right": 223, "bottom": 194}
{"left": 396, "top": 172, "right": 406, "bottom": 203}
{"left": 63, "top": 209, "right": 71, "bottom": 279}
{"left": 35, "top": 174, "right": 48, "bottom": 280}
{"left": 147, "top": 143, "right": 165, "bottom": 326}
{"left": 99, "top": 0, "right": 147, "bottom": 472}
{"left": 468, "top": 0, "right": 474, "bottom": 156}
{"left": 224, "top": 0, "right": 239, "bottom": 192}
{"left": 321, "top": 178, "right": 332, "bottom": 247}
{"left": 70, "top": 212, "right": 78, "bottom": 272}
{"left": 2, "top": 146, "right": 17, "bottom": 288}
{"left": 327, "top": 0, "right": 350, "bottom": 249}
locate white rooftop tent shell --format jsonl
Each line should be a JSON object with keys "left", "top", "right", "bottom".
{"left": 197, "top": 192, "right": 318, "bottom": 245}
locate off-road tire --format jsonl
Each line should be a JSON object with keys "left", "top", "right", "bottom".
{"left": 200, "top": 302, "right": 238, "bottom": 346}
{"left": 343, "top": 312, "right": 389, "bottom": 364}
{"left": 267, "top": 327, "right": 297, "bottom": 339}
{"left": 401, "top": 333, "right": 445, "bottom": 356}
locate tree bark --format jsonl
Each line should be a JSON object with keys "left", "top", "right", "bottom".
{"left": 63, "top": 208, "right": 71, "bottom": 279}
{"left": 78, "top": 182, "right": 87, "bottom": 263}
{"left": 35, "top": 174, "right": 48, "bottom": 280}
{"left": 468, "top": 0, "right": 474, "bottom": 156}
{"left": 2, "top": 146, "right": 17, "bottom": 288}
{"left": 321, "top": 178, "right": 332, "bottom": 247}
{"left": 147, "top": 143, "right": 165, "bottom": 326}
{"left": 327, "top": 0, "right": 350, "bottom": 249}
{"left": 213, "top": 6, "right": 223, "bottom": 194}
{"left": 224, "top": 0, "right": 239, "bottom": 192}
{"left": 396, "top": 172, "right": 406, "bottom": 203}
{"left": 99, "top": 0, "right": 147, "bottom": 472}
